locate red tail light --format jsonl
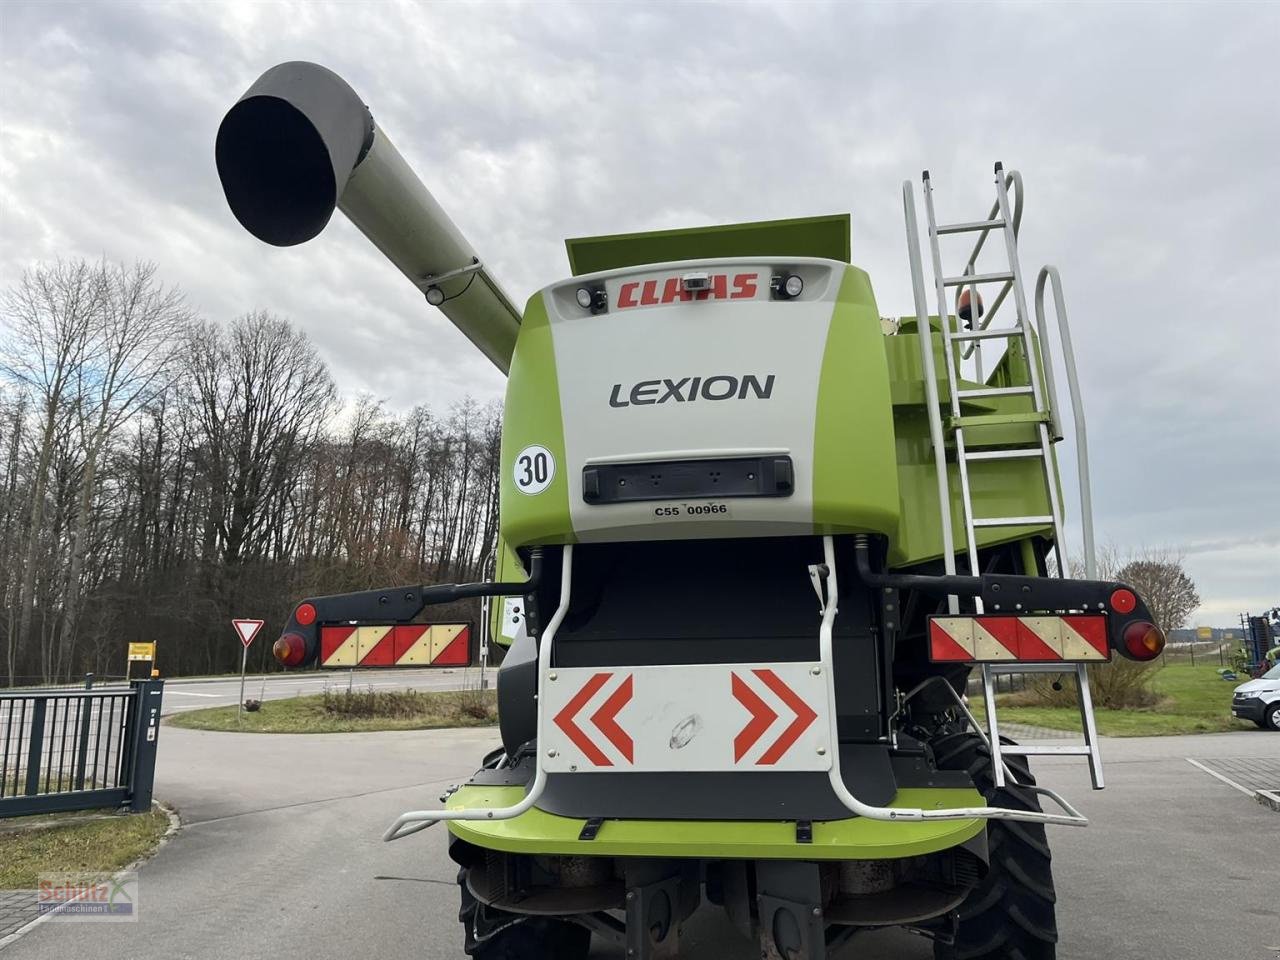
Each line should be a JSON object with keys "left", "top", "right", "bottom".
{"left": 294, "top": 602, "right": 317, "bottom": 626}
{"left": 1109, "top": 588, "right": 1137, "bottom": 614}
{"left": 1122, "top": 621, "right": 1165, "bottom": 660}
{"left": 274, "top": 632, "right": 307, "bottom": 667}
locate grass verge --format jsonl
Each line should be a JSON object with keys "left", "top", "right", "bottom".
{"left": 990, "top": 664, "right": 1255, "bottom": 736}
{"left": 167, "top": 687, "right": 497, "bottom": 733}
{"left": 0, "top": 808, "right": 170, "bottom": 889}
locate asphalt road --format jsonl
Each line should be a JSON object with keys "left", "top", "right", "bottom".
{"left": 159, "top": 667, "right": 480, "bottom": 714}
{"left": 5, "top": 726, "right": 1278, "bottom": 959}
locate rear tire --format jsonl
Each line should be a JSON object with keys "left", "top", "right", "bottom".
{"left": 457, "top": 868, "right": 592, "bottom": 960}
{"left": 930, "top": 732, "right": 1058, "bottom": 960}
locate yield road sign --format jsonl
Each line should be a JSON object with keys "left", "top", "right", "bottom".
{"left": 233, "top": 619, "right": 265, "bottom": 649}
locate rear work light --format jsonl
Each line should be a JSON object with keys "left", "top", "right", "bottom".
{"left": 770, "top": 273, "right": 803, "bottom": 300}
{"left": 273, "top": 632, "right": 307, "bottom": 667}
{"left": 1122, "top": 621, "right": 1166, "bottom": 660}
{"left": 575, "top": 285, "right": 607, "bottom": 314}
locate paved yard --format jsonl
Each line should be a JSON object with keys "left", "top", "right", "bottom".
{"left": 2, "top": 725, "right": 1277, "bottom": 958}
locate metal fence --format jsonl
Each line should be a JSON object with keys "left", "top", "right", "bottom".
{"left": 0, "top": 679, "right": 163, "bottom": 818}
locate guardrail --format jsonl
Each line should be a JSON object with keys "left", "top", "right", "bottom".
{"left": 0, "top": 678, "right": 163, "bottom": 817}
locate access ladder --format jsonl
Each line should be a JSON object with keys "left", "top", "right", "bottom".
{"left": 904, "top": 163, "right": 1104, "bottom": 790}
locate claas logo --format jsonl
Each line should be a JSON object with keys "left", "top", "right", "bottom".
{"left": 617, "top": 273, "right": 759, "bottom": 309}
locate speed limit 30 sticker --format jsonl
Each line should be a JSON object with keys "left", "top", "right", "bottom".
{"left": 513, "top": 444, "right": 556, "bottom": 495}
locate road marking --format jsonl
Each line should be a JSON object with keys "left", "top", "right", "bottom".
{"left": 167, "top": 690, "right": 220, "bottom": 697}
{"left": 1185, "top": 757, "right": 1256, "bottom": 798}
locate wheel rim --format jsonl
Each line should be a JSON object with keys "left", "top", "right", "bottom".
{"left": 1270, "top": 706, "right": 1280, "bottom": 728}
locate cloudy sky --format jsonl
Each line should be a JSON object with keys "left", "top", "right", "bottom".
{"left": 1, "top": 1, "right": 1276, "bottom": 624}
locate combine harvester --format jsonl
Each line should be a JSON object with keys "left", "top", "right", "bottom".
{"left": 216, "top": 62, "right": 1166, "bottom": 960}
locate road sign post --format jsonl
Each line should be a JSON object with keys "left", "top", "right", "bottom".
{"left": 233, "top": 619, "right": 265, "bottom": 721}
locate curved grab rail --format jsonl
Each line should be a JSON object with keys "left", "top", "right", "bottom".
{"left": 388, "top": 533, "right": 1088, "bottom": 839}
{"left": 1035, "top": 265, "right": 1095, "bottom": 579}
{"left": 818, "top": 536, "right": 1087, "bottom": 827}
{"left": 382, "top": 546, "right": 576, "bottom": 841}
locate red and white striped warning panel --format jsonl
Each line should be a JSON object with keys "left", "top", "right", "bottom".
{"left": 928, "top": 615, "right": 1110, "bottom": 663}
{"left": 319, "top": 624, "right": 470, "bottom": 668}
{"left": 541, "top": 661, "right": 830, "bottom": 773}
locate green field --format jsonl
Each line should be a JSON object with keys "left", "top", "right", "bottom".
{"left": 0, "top": 808, "right": 170, "bottom": 889}
{"left": 167, "top": 687, "right": 497, "bottom": 733}
{"left": 994, "top": 664, "right": 1255, "bottom": 736}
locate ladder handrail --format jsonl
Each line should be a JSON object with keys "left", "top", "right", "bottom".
{"left": 923, "top": 173, "right": 982, "bottom": 584}
{"left": 1035, "top": 265, "right": 1096, "bottom": 579}
{"left": 902, "top": 181, "right": 959, "bottom": 611}
{"left": 959, "top": 168, "right": 1023, "bottom": 361}
{"left": 918, "top": 164, "right": 1070, "bottom": 587}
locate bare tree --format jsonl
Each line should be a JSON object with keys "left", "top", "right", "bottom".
{"left": 0, "top": 385, "right": 29, "bottom": 683}
{"left": 3, "top": 270, "right": 505, "bottom": 680}
{"left": 1044, "top": 545, "right": 1200, "bottom": 708}
{"left": 59, "top": 262, "right": 194, "bottom": 667}
{"left": 1, "top": 260, "right": 98, "bottom": 677}
{"left": 183, "top": 312, "right": 337, "bottom": 567}
{"left": 1116, "top": 549, "right": 1201, "bottom": 636}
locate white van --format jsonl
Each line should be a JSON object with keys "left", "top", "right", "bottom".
{"left": 1232, "top": 661, "right": 1280, "bottom": 730}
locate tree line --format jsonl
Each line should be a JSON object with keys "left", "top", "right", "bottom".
{"left": 1, "top": 259, "right": 500, "bottom": 683}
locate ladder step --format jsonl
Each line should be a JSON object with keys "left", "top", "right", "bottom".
{"left": 1000, "top": 746, "right": 1093, "bottom": 757}
{"left": 956, "top": 386, "right": 1034, "bottom": 400}
{"left": 973, "top": 515, "right": 1055, "bottom": 528}
{"left": 964, "top": 448, "right": 1044, "bottom": 461}
{"left": 949, "top": 411, "right": 1050, "bottom": 429}
{"left": 943, "top": 271, "right": 1013, "bottom": 287}
{"left": 952, "top": 326, "right": 1024, "bottom": 342}
{"left": 935, "top": 218, "right": 1006, "bottom": 236}
{"left": 983, "top": 662, "right": 1087, "bottom": 675}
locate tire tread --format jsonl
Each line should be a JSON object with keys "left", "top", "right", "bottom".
{"left": 931, "top": 733, "right": 1058, "bottom": 960}
{"left": 456, "top": 868, "right": 591, "bottom": 960}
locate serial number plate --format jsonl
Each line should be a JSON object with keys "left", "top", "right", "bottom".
{"left": 651, "top": 502, "right": 732, "bottom": 519}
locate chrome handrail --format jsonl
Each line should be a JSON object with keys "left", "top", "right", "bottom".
{"left": 382, "top": 546, "right": 575, "bottom": 841}
{"left": 902, "top": 180, "right": 959, "bottom": 612}
{"left": 818, "top": 537, "right": 1087, "bottom": 827}
{"left": 1035, "top": 266, "right": 1095, "bottom": 578}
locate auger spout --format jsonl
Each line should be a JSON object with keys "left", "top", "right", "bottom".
{"left": 215, "top": 61, "right": 520, "bottom": 371}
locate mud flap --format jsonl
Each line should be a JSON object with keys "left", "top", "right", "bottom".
{"left": 623, "top": 861, "right": 700, "bottom": 960}
{"left": 755, "top": 862, "right": 826, "bottom": 960}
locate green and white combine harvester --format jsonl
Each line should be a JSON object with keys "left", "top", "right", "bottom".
{"left": 216, "top": 63, "right": 1167, "bottom": 960}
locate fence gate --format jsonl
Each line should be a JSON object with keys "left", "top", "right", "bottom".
{"left": 0, "top": 679, "right": 164, "bottom": 818}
